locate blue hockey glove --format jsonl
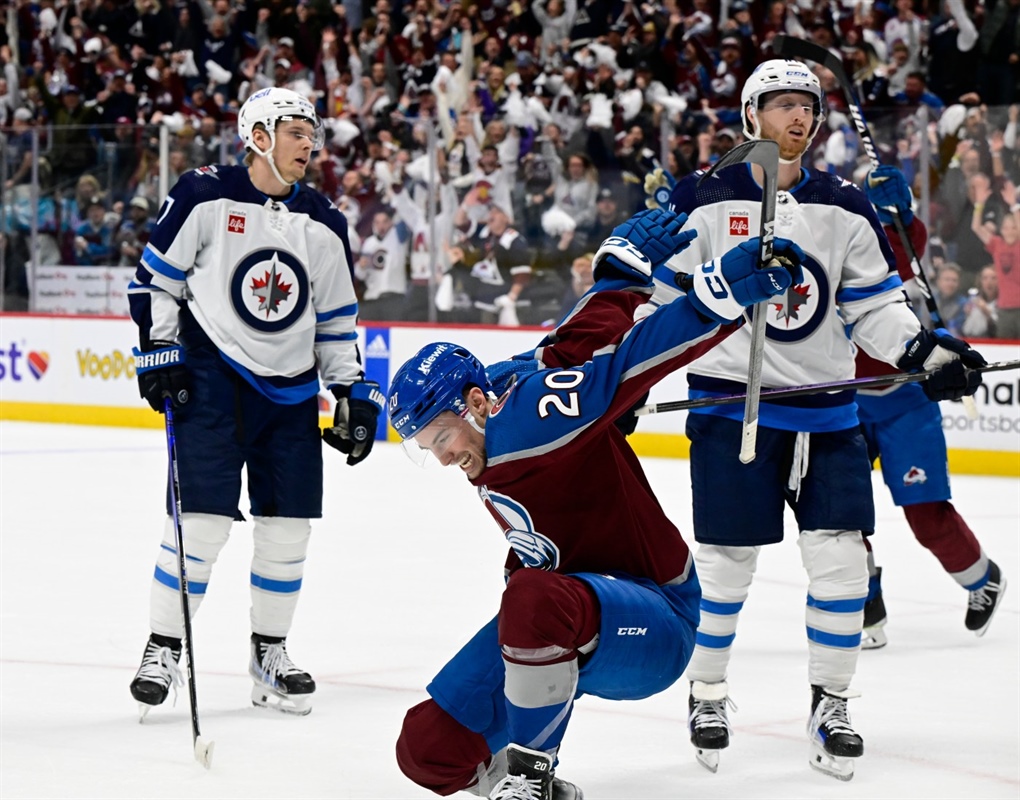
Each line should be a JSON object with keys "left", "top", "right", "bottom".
{"left": 897, "top": 328, "right": 986, "bottom": 402}
{"left": 685, "top": 237, "right": 805, "bottom": 323}
{"left": 592, "top": 208, "right": 697, "bottom": 285}
{"left": 324, "top": 380, "right": 385, "bottom": 466}
{"left": 133, "top": 341, "right": 189, "bottom": 413}
{"left": 866, "top": 164, "right": 914, "bottom": 226}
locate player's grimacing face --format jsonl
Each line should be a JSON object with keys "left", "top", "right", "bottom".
{"left": 416, "top": 411, "right": 487, "bottom": 479}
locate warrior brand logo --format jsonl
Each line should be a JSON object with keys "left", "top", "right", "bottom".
{"left": 728, "top": 215, "right": 750, "bottom": 237}
{"left": 418, "top": 343, "right": 449, "bottom": 376}
{"left": 134, "top": 347, "right": 182, "bottom": 372}
{"left": 228, "top": 214, "right": 246, "bottom": 234}
{"left": 903, "top": 466, "right": 927, "bottom": 486}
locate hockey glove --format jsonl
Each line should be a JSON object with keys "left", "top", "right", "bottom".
{"left": 592, "top": 208, "right": 697, "bottom": 285}
{"left": 323, "top": 380, "right": 385, "bottom": 466}
{"left": 866, "top": 165, "right": 914, "bottom": 226}
{"left": 644, "top": 167, "right": 677, "bottom": 210}
{"left": 685, "top": 237, "right": 805, "bottom": 323}
{"left": 897, "top": 328, "right": 986, "bottom": 402}
{"left": 133, "top": 341, "right": 189, "bottom": 413}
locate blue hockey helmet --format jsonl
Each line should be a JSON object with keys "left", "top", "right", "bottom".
{"left": 388, "top": 342, "right": 489, "bottom": 441}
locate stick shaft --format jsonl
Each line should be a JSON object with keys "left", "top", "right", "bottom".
{"left": 634, "top": 360, "right": 1019, "bottom": 416}
{"left": 164, "top": 401, "right": 203, "bottom": 749}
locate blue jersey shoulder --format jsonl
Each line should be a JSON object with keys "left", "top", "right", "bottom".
{"left": 668, "top": 164, "right": 762, "bottom": 215}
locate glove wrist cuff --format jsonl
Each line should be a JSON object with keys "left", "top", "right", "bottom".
{"left": 689, "top": 258, "right": 745, "bottom": 323}
{"left": 593, "top": 237, "right": 653, "bottom": 277}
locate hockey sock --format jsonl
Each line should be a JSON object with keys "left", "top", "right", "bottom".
{"left": 798, "top": 529, "right": 868, "bottom": 689}
{"left": 686, "top": 544, "right": 760, "bottom": 684}
{"left": 498, "top": 570, "right": 598, "bottom": 752}
{"left": 250, "top": 516, "right": 310, "bottom": 637}
{"left": 902, "top": 501, "right": 986, "bottom": 583}
{"left": 150, "top": 513, "right": 232, "bottom": 638}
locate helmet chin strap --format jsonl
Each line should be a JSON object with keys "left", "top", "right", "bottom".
{"left": 251, "top": 131, "right": 297, "bottom": 188}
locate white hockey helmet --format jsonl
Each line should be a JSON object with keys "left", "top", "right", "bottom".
{"left": 740, "top": 59, "right": 826, "bottom": 143}
{"left": 238, "top": 87, "right": 325, "bottom": 155}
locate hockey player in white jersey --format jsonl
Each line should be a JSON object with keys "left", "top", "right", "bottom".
{"left": 651, "top": 60, "right": 986, "bottom": 780}
{"left": 127, "top": 87, "right": 384, "bottom": 717}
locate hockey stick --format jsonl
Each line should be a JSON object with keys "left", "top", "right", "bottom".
{"left": 768, "top": 35, "right": 981, "bottom": 420}
{"left": 635, "top": 359, "right": 1019, "bottom": 416}
{"left": 770, "top": 34, "right": 941, "bottom": 323}
{"left": 697, "top": 139, "right": 781, "bottom": 463}
{"left": 164, "top": 400, "right": 215, "bottom": 769}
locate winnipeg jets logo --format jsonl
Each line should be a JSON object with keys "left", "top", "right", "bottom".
{"left": 478, "top": 486, "right": 560, "bottom": 570}
{"left": 230, "top": 249, "right": 309, "bottom": 332}
{"left": 250, "top": 259, "right": 293, "bottom": 316}
{"left": 772, "top": 283, "right": 812, "bottom": 324}
{"left": 762, "top": 253, "right": 830, "bottom": 343}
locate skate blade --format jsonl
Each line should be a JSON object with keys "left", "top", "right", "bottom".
{"left": 809, "top": 743, "right": 855, "bottom": 781}
{"left": 137, "top": 702, "right": 154, "bottom": 722}
{"left": 251, "top": 684, "right": 313, "bottom": 716}
{"left": 695, "top": 748, "right": 721, "bottom": 773}
{"left": 974, "top": 578, "right": 1007, "bottom": 638}
{"left": 194, "top": 736, "right": 215, "bottom": 769}
{"left": 861, "top": 624, "right": 887, "bottom": 650}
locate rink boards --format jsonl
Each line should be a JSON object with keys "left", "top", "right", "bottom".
{"left": 0, "top": 314, "right": 1017, "bottom": 476}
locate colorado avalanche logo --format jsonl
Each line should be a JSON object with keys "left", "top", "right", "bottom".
{"left": 760, "top": 252, "right": 830, "bottom": 343}
{"left": 230, "top": 249, "right": 309, "bottom": 332}
{"left": 478, "top": 486, "right": 560, "bottom": 570}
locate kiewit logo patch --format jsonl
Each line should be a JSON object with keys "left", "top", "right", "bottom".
{"left": 729, "top": 215, "right": 750, "bottom": 237}
{"left": 903, "top": 466, "right": 927, "bottom": 486}
{"left": 228, "top": 214, "right": 246, "bottom": 234}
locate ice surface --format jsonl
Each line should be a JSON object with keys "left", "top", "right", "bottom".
{"left": 1, "top": 422, "right": 1017, "bottom": 799}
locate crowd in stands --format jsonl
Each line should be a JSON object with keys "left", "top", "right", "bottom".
{"left": 0, "top": 0, "right": 1017, "bottom": 336}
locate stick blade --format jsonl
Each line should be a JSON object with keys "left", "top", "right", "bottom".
{"left": 195, "top": 737, "right": 215, "bottom": 769}
{"left": 697, "top": 140, "right": 779, "bottom": 186}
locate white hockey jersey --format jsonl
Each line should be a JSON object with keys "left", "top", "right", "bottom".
{"left": 356, "top": 220, "right": 410, "bottom": 300}
{"left": 128, "top": 164, "right": 364, "bottom": 403}
{"left": 659, "top": 164, "right": 921, "bottom": 432}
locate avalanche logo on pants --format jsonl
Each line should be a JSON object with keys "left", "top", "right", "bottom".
{"left": 230, "top": 249, "right": 310, "bottom": 333}
{"left": 478, "top": 486, "right": 560, "bottom": 570}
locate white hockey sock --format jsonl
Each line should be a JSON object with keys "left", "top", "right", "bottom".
{"left": 686, "top": 544, "right": 761, "bottom": 684}
{"left": 150, "top": 513, "right": 232, "bottom": 638}
{"left": 250, "top": 517, "right": 310, "bottom": 637}
{"left": 799, "top": 529, "right": 868, "bottom": 689}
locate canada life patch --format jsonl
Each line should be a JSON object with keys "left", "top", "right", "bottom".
{"left": 227, "top": 214, "right": 246, "bottom": 234}
{"left": 728, "top": 214, "right": 750, "bottom": 237}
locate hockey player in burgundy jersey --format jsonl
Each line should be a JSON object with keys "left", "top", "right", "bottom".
{"left": 857, "top": 165, "right": 1007, "bottom": 646}
{"left": 386, "top": 207, "right": 806, "bottom": 800}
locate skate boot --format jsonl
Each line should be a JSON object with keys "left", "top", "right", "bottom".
{"left": 965, "top": 561, "right": 1007, "bottom": 637}
{"left": 807, "top": 685, "right": 863, "bottom": 781}
{"left": 688, "top": 680, "right": 736, "bottom": 773}
{"left": 129, "top": 633, "right": 183, "bottom": 720}
{"left": 487, "top": 744, "right": 583, "bottom": 800}
{"left": 861, "top": 567, "right": 888, "bottom": 650}
{"left": 250, "top": 633, "right": 315, "bottom": 716}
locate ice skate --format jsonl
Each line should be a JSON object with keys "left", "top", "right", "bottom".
{"left": 688, "top": 680, "right": 736, "bottom": 773}
{"left": 965, "top": 561, "right": 1007, "bottom": 637}
{"left": 129, "top": 633, "right": 183, "bottom": 720}
{"left": 861, "top": 567, "right": 888, "bottom": 650}
{"left": 807, "top": 685, "right": 863, "bottom": 781}
{"left": 250, "top": 633, "right": 315, "bottom": 716}
{"left": 487, "top": 744, "right": 582, "bottom": 800}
